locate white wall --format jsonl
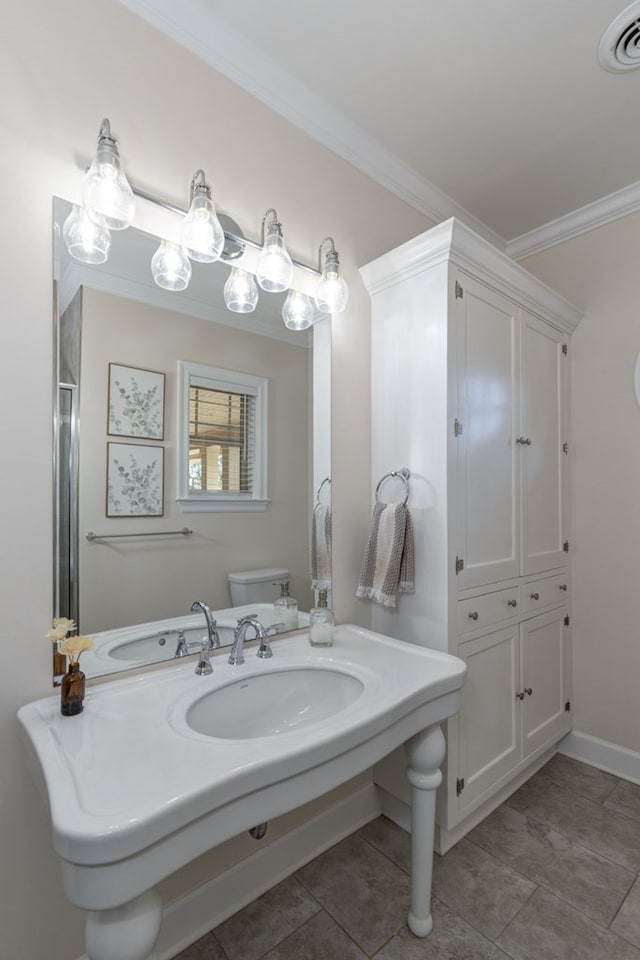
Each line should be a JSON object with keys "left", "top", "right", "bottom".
{"left": 0, "top": 1, "right": 431, "bottom": 957}
{"left": 522, "top": 211, "right": 640, "bottom": 756}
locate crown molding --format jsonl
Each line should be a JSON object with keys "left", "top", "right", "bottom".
{"left": 506, "top": 179, "right": 640, "bottom": 261}
{"left": 115, "top": 0, "right": 506, "bottom": 250}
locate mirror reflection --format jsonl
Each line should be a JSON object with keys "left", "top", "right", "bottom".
{"left": 53, "top": 197, "right": 331, "bottom": 680}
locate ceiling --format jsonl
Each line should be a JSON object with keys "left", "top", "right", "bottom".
{"left": 118, "top": 0, "right": 640, "bottom": 256}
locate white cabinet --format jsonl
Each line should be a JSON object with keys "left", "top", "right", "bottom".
{"left": 456, "top": 607, "right": 571, "bottom": 815}
{"left": 361, "top": 218, "right": 581, "bottom": 853}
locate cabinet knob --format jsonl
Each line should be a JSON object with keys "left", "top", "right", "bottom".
{"left": 530, "top": 592, "right": 540, "bottom": 600}
{"left": 468, "top": 611, "right": 479, "bottom": 621}
{"left": 515, "top": 691, "right": 525, "bottom": 701}
{"left": 507, "top": 599, "right": 518, "bottom": 607}
{"left": 516, "top": 436, "right": 532, "bottom": 445}
{"left": 524, "top": 687, "right": 533, "bottom": 696}
{"left": 559, "top": 584, "right": 568, "bottom": 591}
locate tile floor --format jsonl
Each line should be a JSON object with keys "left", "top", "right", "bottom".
{"left": 175, "top": 755, "right": 640, "bottom": 959}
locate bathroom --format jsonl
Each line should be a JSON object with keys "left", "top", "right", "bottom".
{"left": 2, "top": 1, "right": 640, "bottom": 958}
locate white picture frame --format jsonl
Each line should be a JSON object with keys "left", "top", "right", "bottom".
{"left": 108, "top": 363, "right": 165, "bottom": 440}
{"left": 106, "top": 443, "right": 164, "bottom": 517}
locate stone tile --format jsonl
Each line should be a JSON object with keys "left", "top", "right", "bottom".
{"left": 613, "top": 878, "right": 640, "bottom": 950}
{"left": 497, "top": 886, "right": 640, "bottom": 960}
{"left": 506, "top": 779, "right": 640, "bottom": 872}
{"left": 511, "top": 754, "right": 618, "bottom": 805}
{"left": 605, "top": 779, "right": 640, "bottom": 824}
{"left": 262, "top": 910, "right": 367, "bottom": 960}
{"left": 213, "top": 875, "right": 321, "bottom": 960}
{"left": 469, "top": 802, "right": 635, "bottom": 926}
{"left": 431, "top": 837, "right": 536, "bottom": 940}
{"left": 373, "top": 898, "right": 512, "bottom": 959}
{"left": 173, "top": 931, "right": 228, "bottom": 960}
{"left": 359, "top": 815, "right": 411, "bottom": 874}
{"left": 296, "top": 833, "right": 410, "bottom": 956}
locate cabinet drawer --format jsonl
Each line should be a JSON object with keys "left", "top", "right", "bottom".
{"left": 458, "top": 587, "right": 519, "bottom": 635}
{"left": 521, "top": 574, "right": 569, "bottom": 615}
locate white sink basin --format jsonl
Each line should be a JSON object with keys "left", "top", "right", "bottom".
{"left": 18, "top": 624, "right": 466, "bottom": 957}
{"left": 187, "top": 667, "right": 365, "bottom": 739}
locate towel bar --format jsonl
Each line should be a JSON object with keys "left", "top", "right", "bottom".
{"left": 86, "top": 528, "right": 193, "bottom": 541}
{"left": 375, "top": 468, "right": 410, "bottom": 505}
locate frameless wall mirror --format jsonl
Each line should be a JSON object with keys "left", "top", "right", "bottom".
{"left": 52, "top": 197, "right": 331, "bottom": 681}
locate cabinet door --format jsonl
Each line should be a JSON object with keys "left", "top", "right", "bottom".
{"left": 456, "top": 275, "right": 520, "bottom": 589}
{"left": 457, "top": 626, "right": 520, "bottom": 812}
{"left": 520, "top": 313, "right": 567, "bottom": 575}
{"left": 520, "top": 608, "right": 571, "bottom": 757}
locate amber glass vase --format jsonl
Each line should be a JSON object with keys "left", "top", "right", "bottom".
{"left": 61, "top": 661, "right": 86, "bottom": 716}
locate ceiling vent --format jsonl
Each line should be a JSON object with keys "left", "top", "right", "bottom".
{"left": 599, "top": 1, "right": 640, "bottom": 71}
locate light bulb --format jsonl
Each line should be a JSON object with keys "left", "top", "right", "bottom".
{"left": 180, "top": 171, "right": 225, "bottom": 263}
{"left": 315, "top": 238, "right": 349, "bottom": 313}
{"left": 257, "top": 211, "right": 293, "bottom": 292}
{"left": 224, "top": 268, "right": 259, "bottom": 313}
{"left": 151, "top": 241, "right": 192, "bottom": 292}
{"left": 282, "top": 290, "right": 314, "bottom": 330}
{"left": 81, "top": 119, "right": 135, "bottom": 230}
{"left": 62, "top": 204, "right": 111, "bottom": 264}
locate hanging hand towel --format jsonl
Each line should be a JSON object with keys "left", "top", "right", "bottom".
{"left": 356, "top": 501, "right": 415, "bottom": 607}
{"left": 311, "top": 502, "right": 332, "bottom": 590}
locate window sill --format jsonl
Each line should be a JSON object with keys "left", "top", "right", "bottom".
{"left": 176, "top": 498, "right": 270, "bottom": 514}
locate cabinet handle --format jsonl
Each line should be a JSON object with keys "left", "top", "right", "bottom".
{"left": 530, "top": 592, "right": 540, "bottom": 600}
{"left": 515, "top": 691, "right": 525, "bottom": 701}
{"left": 559, "top": 584, "right": 568, "bottom": 591}
{"left": 468, "top": 611, "right": 479, "bottom": 621}
{"left": 507, "top": 599, "right": 518, "bottom": 607}
{"left": 524, "top": 687, "right": 533, "bottom": 696}
{"left": 515, "top": 436, "right": 532, "bottom": 445}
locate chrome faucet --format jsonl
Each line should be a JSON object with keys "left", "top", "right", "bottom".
{"left": 228, "top": 615, "right": 273, "bottom": 665}
{"left": 190, "top": 600, "right": 221, "bottom": 651}
{"left": 194, "top": 639, "right": 213, "bottom": 675}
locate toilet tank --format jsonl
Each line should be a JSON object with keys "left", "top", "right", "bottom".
{"left": 228, "top": 567, "right": 290, "bottom": 606}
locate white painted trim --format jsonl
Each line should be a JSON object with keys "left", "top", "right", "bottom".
{"left": 506, "top": 179, "right": 640, "bottom": 261}
{"left": 156, "top": 783, "right": 379, "bottom": 960}
{"left": 557, "top": 730, "right": 640, "bottom": 786}
{"left": 114, "top": 0, "right": 505, "bottom": 250}
{"left": 361, "top": 218, "right": 582, "bottom": 334}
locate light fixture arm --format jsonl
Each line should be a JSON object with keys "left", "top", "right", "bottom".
{"left": 189, "top": 169, "right": 211, "bottom": 201}
{"left": 319, "top": 236, "right": 340, "bottom": 273}
{"left": 261, "top": 208, "right": 282, "bottom": 244}
{"left": 97, "top": 118, "right": 117, "bottom": 149}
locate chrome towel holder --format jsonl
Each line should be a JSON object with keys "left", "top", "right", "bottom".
{"left": 375, "top": 468, "right": 411, "bottom": 505}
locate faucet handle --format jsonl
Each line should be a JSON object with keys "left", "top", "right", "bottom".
{"left": 194, "top": 640, "right": 213, "bottom": 675}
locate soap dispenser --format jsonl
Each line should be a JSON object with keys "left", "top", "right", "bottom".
{"left": 309, "top": 589, "right": 334, "bottom": 647}
{"left": 274, "top": 581, "right": 298, "bottom": 632}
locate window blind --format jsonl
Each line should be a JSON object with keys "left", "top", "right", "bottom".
{"left": 188, "top": 385, "right": 256, "bottom": 494}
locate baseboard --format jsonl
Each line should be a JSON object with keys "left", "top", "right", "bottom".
{"left": 152, "top": 782, "right": 380, "bottom": 959}
{"left": 558, "top": 730, "right": 640, "bottom": 785}
{"left": 376, "top": 784, "right": 412, "bottom": 834}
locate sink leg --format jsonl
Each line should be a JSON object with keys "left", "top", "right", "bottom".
{"left": 85, "top": 887, "right": 162, "bottom": 960}
{"left": 405, "top": 722, "right": 446, "bottom": 937}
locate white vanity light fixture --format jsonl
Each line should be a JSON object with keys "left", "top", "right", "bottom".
{"left": 224, "top": 267, "right": 259, "bottom": 313}
{"left": 180, "top": 169, "right": 225, "bottom": 263}
{"left": 257, "top": 208, "right": 294, "bottom": 292}
{"left": 315, "top": 237, "right": 349, "bottom": 313}
{"left": 62, "top": 204, "right": 111, "bottom": 264}
{"left": 282, "top": 289, "right": 314, "bottom": 330}
{"left": 151, "top": 240, "right": 192, "bottom": 292}
{"left": 82, "top": 119, "right": 136, "bottom": 230}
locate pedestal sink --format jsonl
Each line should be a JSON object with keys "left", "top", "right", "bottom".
{"left": 18, "top": 625, "right": 465, "bottom": 960}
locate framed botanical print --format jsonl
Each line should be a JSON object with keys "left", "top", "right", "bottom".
{"left": 108, "top": 363, "right": 165, "bottom": 440}
{"left": 106, "top": 443, "right": 164, "bottom": 517}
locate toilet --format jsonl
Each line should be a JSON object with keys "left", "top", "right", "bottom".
{"left": 227, "top": 567, "right": 290, "bottom": 606}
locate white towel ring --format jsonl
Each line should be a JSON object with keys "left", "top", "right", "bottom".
{"left": 375, "top": 468, "right": 410, "bottom": 506}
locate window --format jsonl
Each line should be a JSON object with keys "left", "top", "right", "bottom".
{"left": 177, "top": 361, "right": 268, "bottom": 512}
